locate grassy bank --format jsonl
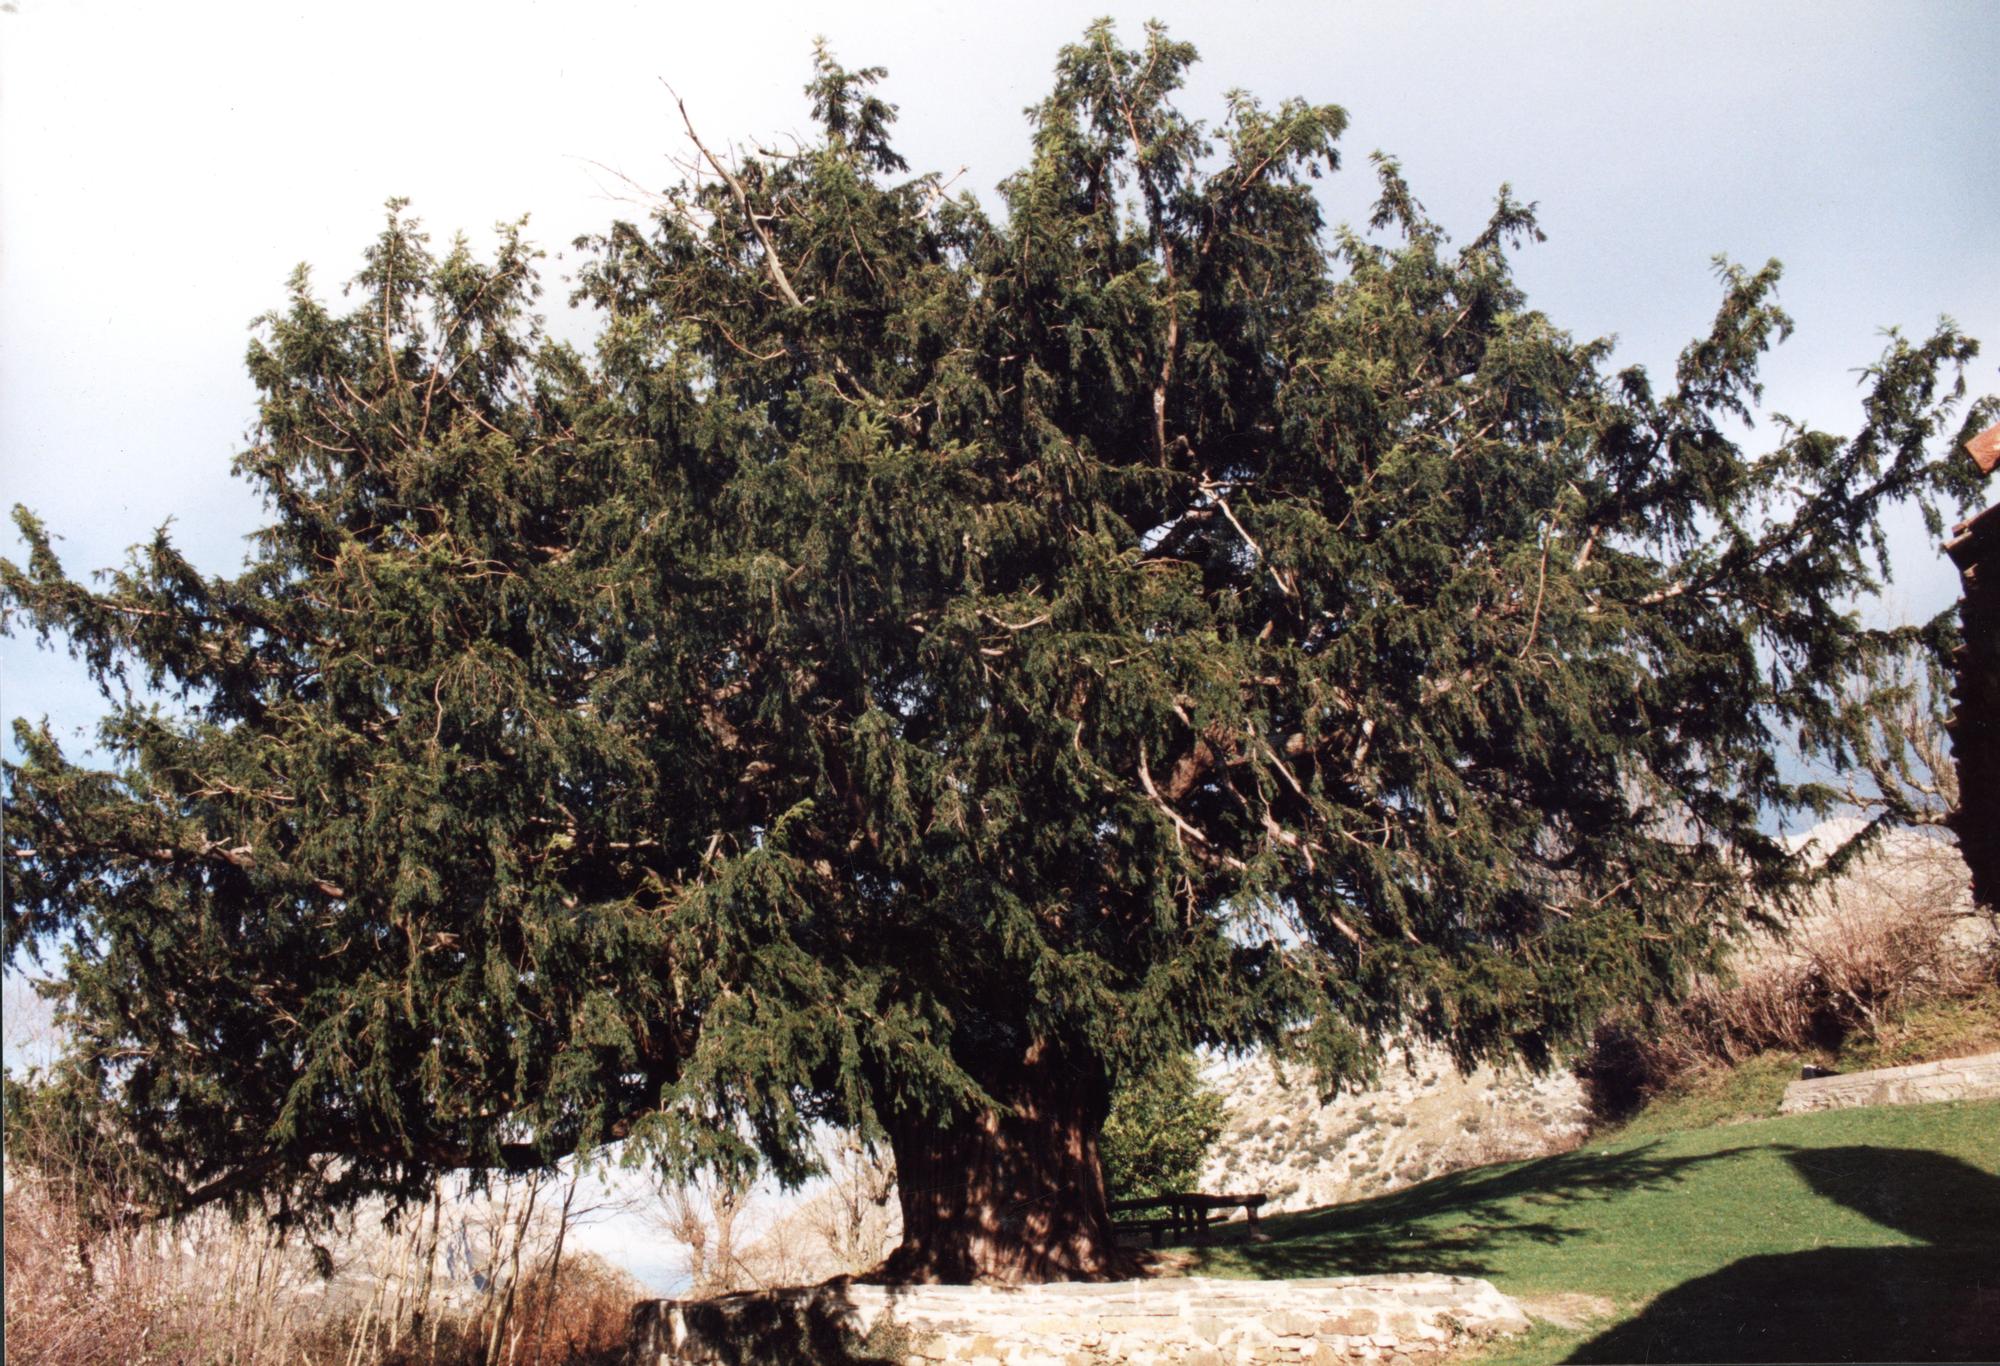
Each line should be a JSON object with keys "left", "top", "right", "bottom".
{"left": 1593, "top": 984, "right": 2000, "bottom": 1141}
{"left": 1195, "top": 1099, "right": 2000, "bottom": 1363}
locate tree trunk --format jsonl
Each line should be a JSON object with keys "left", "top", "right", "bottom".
{"left": 877, "top": 1040, "right": 1133, "bottom": 1284}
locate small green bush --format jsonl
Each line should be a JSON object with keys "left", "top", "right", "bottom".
{"left": 1101, "top": 1053, "right": 1227, "bottom": 1200}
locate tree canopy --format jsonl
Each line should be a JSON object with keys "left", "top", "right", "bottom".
{"left": 5, "top": 21, "right": 1993, "bottom": 1282}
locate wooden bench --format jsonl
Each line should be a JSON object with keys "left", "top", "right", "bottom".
{"left": 1109, "top": 1191, "right": 1268, "bottom": 1247}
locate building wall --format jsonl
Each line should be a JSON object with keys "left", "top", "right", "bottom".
{"left": 1947, "top": 499, "right": 2000, "bottom": 909}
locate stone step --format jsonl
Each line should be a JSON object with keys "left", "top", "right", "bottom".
{"left": 1778, "top": 1051, "right": 2000, "bottom": 1115}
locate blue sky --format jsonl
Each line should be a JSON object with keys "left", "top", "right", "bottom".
{"left": 4, "top": 1, "right": 1995, "bottom": 746}
{"left": 3, "top": 0, "right": 1996, "bottom": 1287}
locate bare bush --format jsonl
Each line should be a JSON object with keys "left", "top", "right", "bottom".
{"left": 2, "top": 1162, "right": 338, "bottom": 1365}
{"left": 1579, "top": 828, "right": 1993, "bottom": 1121}
{"left": 794, "top": 1132, "right": 898, "bottom": 1278}
{"left": 1, "top": 1140, "right": 638, "bottom": 1366}
{"left": 644, "top": 1166, "right": 829, "bottom": 1295}
{"left": 328, "top": 1169, "right": 643, "bottom": 1366}
{"left": 649, "top": 1169, "right": 760, "bottom": 1298}
{"left": 639, "top": 1130, "right": 900, "bottom": 1296}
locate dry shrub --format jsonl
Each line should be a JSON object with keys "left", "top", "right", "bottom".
{"left": 3, "top": 1055, "right": 334, "bottom": 1364}
{"left": 502, "top": 1255, "right": 639, "bottom": 1366}
{"left": 1, "top": 1155, "right": 639, "bottom": 1366}
{"left": 792, "top": 1132, "right": 898, "bottom": 1279}
{"left": 647, "top": 1173, "right": 844, "bottom": 1295}
{"left": 1579, "top": 830, "right": 1994, "bottom": 1122}
{"left": 4, "top": 991, "right": 643, "bottom": 1365}
{"left": 363, "top": 1244, "right": 639, "bottom": 1366}
{"left": 649, "top": 1170, "right": 786, "bottom": 1298}
{"left": 2, "top": 1167, "right": 331, "bottom": 1366}
{"left": 644, "top": 1131, "right": 900, "bottom": 1296}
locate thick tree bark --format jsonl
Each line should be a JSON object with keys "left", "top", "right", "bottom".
{"left": 876, "top": 1040, "right": 1134, "bottom": 1284}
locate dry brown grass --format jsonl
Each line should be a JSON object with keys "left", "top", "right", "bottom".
{"left": 4, "top": 1171, "right": 318, "bottom": 1365}
{"left": 0, "top": 1160, "right": 640, "bottom": 1366}
{"left": 1579, "top": 830, "right": 1995, "bottom": 1122}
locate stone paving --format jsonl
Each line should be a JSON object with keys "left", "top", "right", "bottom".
{"left": 628, "top": 1273, "right": 1532, "bottom": 1365}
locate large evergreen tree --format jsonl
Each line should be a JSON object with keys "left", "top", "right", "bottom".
{"left": 5, "top": 23, "right": 1993, "bottom": 1282}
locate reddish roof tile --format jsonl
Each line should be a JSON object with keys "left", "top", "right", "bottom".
{"left": 1968, "top": 422, "right": 2000, "bottom": 476}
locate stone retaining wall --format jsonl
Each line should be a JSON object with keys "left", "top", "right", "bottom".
{"left": 1778, "top": 1050, "right": 2000, "bottom": 1115}
{"left": 628, "top": 1273, "right": 1532, "bottom": 1365}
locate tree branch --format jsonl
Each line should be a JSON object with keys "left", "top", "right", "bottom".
{"left": 673, "top": 87, "right": 805, "bottom": 310}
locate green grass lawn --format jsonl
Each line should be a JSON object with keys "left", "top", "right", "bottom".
{"left": 1193, "top": 1099, "right": 2000, "bottom": 1363}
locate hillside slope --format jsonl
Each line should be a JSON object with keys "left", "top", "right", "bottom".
{"left": 1197, "top": 1098, "right": 2000, "bottom": 1363}
{"left": 1199, "top": 1044, "right": 1588, "bottom": 1213}
{"left": 1198, "top": 825, "right": 1983, "bottom": 1215}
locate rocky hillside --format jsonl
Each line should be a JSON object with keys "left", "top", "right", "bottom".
{"left": 1198, "top": 824, "right": 1983, "bottom": 1216}
{"left": 1199, "top": 1044, "right": 1589, "bottom": 1214}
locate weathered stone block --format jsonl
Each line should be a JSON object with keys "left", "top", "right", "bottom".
{"left": 1779, "top": 1051, "right": 2000, "bottom": 1114}
{"left": 1268, "top": 1310, "right": 1322, "bottom": 1337}
{"left": 1318, "top": 1310, "right": 1377, "bottom": 1336}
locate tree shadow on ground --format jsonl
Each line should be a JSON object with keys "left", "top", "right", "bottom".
{"left": 1568, "top": 1146, "right": 2000, "bottom": 1362}
{"left": 1214, "top": 1142, "right": 1748, "bottom": 1280}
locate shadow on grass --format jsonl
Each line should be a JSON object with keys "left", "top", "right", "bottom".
{"left": 1568, "top": 1146, "right": 2000, "bottom": 1363}
{"left": 1212, "top": 1141, "right": 1751, "bottom": 1280}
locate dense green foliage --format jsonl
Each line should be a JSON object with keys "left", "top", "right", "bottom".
{"left": 1100, "top": 1053, "right": 1227, "bottom": 1200}
{"left": 3, "top": 21, "right": 1993, "bottom": 1253}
